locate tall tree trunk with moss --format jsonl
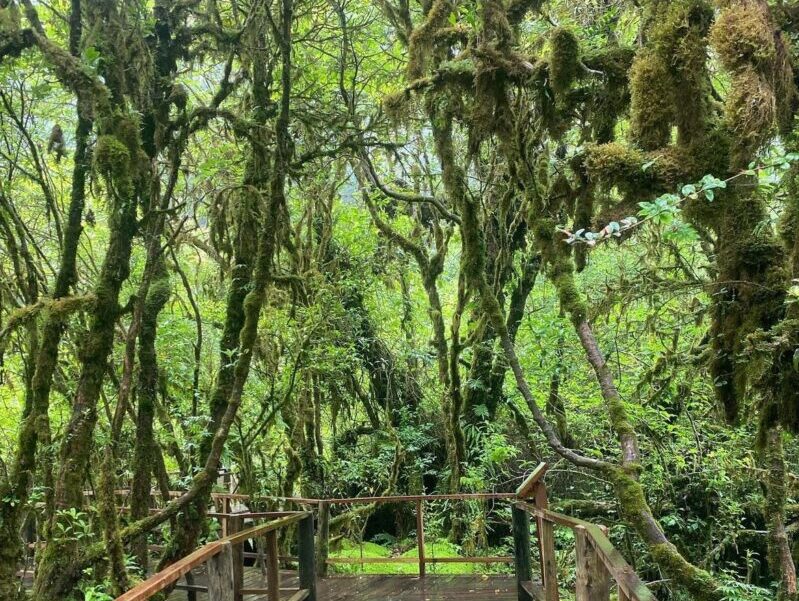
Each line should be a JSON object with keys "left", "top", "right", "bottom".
{"left": 0, "top": 182, "right": 41, "bottom": 601}
{"left": 130, "top": 259, "right": 171, "bottom": 570}
{"left": 760, "top": 424, "right": 798, "bottom": 600}
{"left": 0, "top": 2, "right": 90, "bottom": 595}
{"left": 160, "top": 0, "right": 294, "bottom": 572}
{"left": 32, "top": 115, "right": 142, "bottom": 600}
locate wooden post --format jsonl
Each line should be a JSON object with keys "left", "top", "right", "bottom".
{"left": 208, "top": 541, "right": 235, "bottom": 601}
{"left": 265, "top": 530, "right": 280, "bottom": 601}
{"left": 575, "top": 526, "right": 610, "bottom": 601}
{"left": 618, "top": 591, "right": 631, "bottom": 601}
{"left": 516, "top": 463, "right": 549, "bottom": 500}
{"left": 535, "top": 484, "right": 559, "bottom": 601}
{"left": 221, "top": 497, "right": 231, "bottom": 536}
{"left": 228, "top": 514, "right": 244, "bottom": 601}
{"left": 185, "top": 570, "right": 198, "bottom": 601}
{"left": 317, "top": 501, "right": 330, "bottom": 578}
{"left": 298, "top": 513, "right": 317, "bottom": 601}
{"left": 416, "top": 499, "right": 426, "bottom": 578}
{"left": 512, "top": 505, "right": 533, "bottom": 601}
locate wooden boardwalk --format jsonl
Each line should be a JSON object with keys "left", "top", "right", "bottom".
{"left": 164, "top": 568, "right": 524, "bottom": 601}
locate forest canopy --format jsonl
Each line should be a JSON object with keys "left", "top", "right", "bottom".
{"left": 1, "top": 0, "right": 799, "bottom": 600}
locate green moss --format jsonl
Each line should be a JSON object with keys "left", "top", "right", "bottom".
{"left": 548, "top": 28, "right": 580, "bottom": 96}
{"left": 710, "top": 4, "right": 777, "bottom": 72}
{"left": 507, "top": 0, "right": 544, "bottom": 25}
{"left": 583, "top": 143, "right": 652, "bottom": 194}
{"left": 650, "top": 543, "right": 721, "bottom": 600}
{"left": 725, "top": 67, "right": 776, "bottom": 168}
{"left": 629, "top": 1, "right": 714, "bottom": 148}
{"left": 407, "top": 0, "right": 453, "bottom": 79}
{"left": 95, "top": 135, "right": 131, "bottom": 178}
{"left": 145, "top": 274, "right": 171, "bottom": 313}
{"left": 527, "top": 59, "right": 565, "bottom": 137}
{"left": 0, "top": 6, "right": 21, "bottom": 31}
{"left": 629, "top": 50, "right": 674, "bottom": 150}
{"left": 533, "top": 219, "right": 588, "bottom": 322}
{"left": 708, "top": 1, "right": 794, "bottom": 167}
{"left": 382, "top": 91, "right": 408, "bottom": 122}
{"left": 582, "top": 47, "right": 634, "bottom": 142}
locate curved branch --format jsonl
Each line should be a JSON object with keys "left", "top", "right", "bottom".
{"left": 361, "top": 152, "right": 461, "bottom": 224}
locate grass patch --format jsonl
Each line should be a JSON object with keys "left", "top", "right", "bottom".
{"left": 328, "top": 538, "right": 493, "bottom": 575}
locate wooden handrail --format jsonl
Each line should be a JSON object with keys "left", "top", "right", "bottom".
{"left": 225, "top": 513, "right": 309, "bottom": 545}
{"left": 105, "top": 469, "right": 656, "bottom": 601}
{"left": 115, "top": 542, "right": 224, "bottom": 601}
{"left": 322, "top": 492, "right": 517, "bottom": 504}
{"left": 515, "top": 501, "right": 656, "bottom": 601}
{"left": 115, "top": 511, "right": 313, "bottom": 601}
{"left": 516, "top": 462, "right": 548, "bottom": 499}
{"left": 91, "top": 488, "right": 518, "bottom": 505}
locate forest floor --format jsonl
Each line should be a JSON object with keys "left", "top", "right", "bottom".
{"left": 162, "top": 568, "right": 521, "bottom": 601}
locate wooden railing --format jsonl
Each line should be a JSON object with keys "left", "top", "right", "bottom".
{"left": 314, "top": 491, "right": 518, "bottom": 577}
{"left": 512, "top": 464, "right": 656, "bottom": 601}
{"left": 106, "top": 462, "right": 656, "bottom": 601}
{"left": 114, "top": 511, "right": 316, "bottom": 601}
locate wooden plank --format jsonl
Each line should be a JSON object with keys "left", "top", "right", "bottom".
{"left": 208, "top": 541, "right": 234, "bottom": 601}
{"left": 115, "top": 514, "right": 310, "bottom": 601}
{"left": 221, "top": 497, "right": 231, "bottom": 537}
{"left": 575, "top": 526, "right": 609, "bottom": 601}
{"left": 513, "top": 505, "right": 533, "bottom": 601}
{"left": 416, "top": 499, "right": 426, "bottom": 578}
{"left": 285, "top": 590, "right": 310, "bottom": 601}
{"left": 516, "top": 463, "right": 549, "bottom": 499}
{"left": 173, "top": 584, "right": 207, "bottom": 592}
{"left": 210, "top": 511, "right": 300, "bottom": 519}
{"left": 536, "top": 485, "right": 559, "bottom": 601}
{"left": 266, "top": 530, "right": 280, "bottom": 601}
{"left": 521, "top": 580, "right": 545, "bottom": 601}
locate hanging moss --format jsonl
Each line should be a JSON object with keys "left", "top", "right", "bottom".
{"left": 533, "top": 219, "right": 588, "bottom": 323}
{"left": 528, "top": 59, "right": 566, "bottom": 137}
{"left": 583, "top": 46, "right": 635, "bottom": 142}
{"left": 549, "top": 28, "right": 580, "bottom": 97}
{"left": 407, "top": 0, "right": 454, "bottom": 80}
{"left": 94, "top": 135, "right": 131, "bottom": 179}
{"left": 725, "top": 67, "right": 776, "bottom": 168}
{"left": 629, "top": 1, "right": 714, "bottom": 148}
{"left": 662, "top": 1, "right": 714, "bottom": 143}
{"left": 709, "top": 1, "right": 796, "bottom": 167}
{"left": 583, "top": 143, "right": 652, "bottom": 195}
{"left": 506, "top": 0, "right": 544, "bottom": 25}
{"left": 707, "top": 181, "right": 788, "bottom": 423}
{"left": 480, "top": 0, "right": 513, "bottom": 48}
{"left": 629, "top": 50, "right": 675, "bottom": 150}
{"left": 711, "top": 3, "right": 777, "bottom": 72}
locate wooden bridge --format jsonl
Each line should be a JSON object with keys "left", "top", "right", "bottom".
{"left": 102, "top": 464, "right": 655, "bottom": 601}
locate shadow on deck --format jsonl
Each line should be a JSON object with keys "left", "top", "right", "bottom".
{"left": 164, "top": 568, "right": 529, "bottom": 601}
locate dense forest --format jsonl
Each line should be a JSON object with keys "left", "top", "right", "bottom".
{"left": 2, "top": 0, "right": 799, "bottom": 599}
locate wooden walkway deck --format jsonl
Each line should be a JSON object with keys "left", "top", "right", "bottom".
{"left": 164, "top": 568, "right": 525, "bottom": 601}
